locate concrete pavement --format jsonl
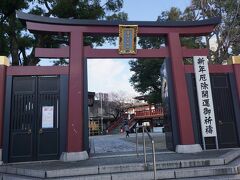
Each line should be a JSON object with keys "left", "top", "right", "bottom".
{"left": 90, "top": 132, "right": 167, "bottom": 155}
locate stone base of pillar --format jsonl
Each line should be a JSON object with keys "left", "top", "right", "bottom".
{"left": 175, "top": 144, "right": 202, "bottom": 153}
{"left": 60, "top": 151, "right": 89, "bottom": 162}
{"left": 0, "top": 148, "right": 3, "bottom": 165}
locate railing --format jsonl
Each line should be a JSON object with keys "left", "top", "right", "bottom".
{"left": 136, "top": 125, "right": 157, "bottom": 180}
{"left": 135, "top": 108, "right": 164, "bottom": 118}
{"left": 106, "top": 117, "right": 124, "bottom": 133}
{"left": 107, "top": 109, "right": 164, "bottom": 133}
{"left": 128, "top": 115, "right": 136, "bottom": 129}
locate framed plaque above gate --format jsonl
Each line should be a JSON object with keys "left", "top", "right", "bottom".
{"left": 119, "top": 25, "right": 138, "bottom": 54}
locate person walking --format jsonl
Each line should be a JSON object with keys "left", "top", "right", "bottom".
{"left": 124, "top": 123, "right": 130, "bottom": 138}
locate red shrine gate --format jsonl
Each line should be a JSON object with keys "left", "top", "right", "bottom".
{"left": 0, "top": 12, "right": 239, "bottom": 162}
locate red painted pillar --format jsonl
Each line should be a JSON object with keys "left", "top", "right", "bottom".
{"left": 67, "top": 30, "right": 84, "bottom": 152}
{"left": 0, "top": 57, "right": 8, "bottom": 148}
{"left": 167, "top": 33, "right": 195, "bottom": 145}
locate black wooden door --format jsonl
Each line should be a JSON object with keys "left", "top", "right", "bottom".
{"left": 9, "top": 76, "right": 59, "bottom": 162}
{"left": 9, "top": 77, "right": 36, "bottom": 162}
{"left": 211, "top": 74, "right": 239, "bottom": 148}
{"left": 37, "top": 77, "right": 59, "bottom": 160}
{"left": 192, "top": 74, "right": 239, "bottom": 148}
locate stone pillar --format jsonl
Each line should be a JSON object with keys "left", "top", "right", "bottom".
{"left": 0, "top": 56, "right": 9, "bottom": 163}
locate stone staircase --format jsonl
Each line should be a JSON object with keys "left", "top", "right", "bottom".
{"left": 106, "top": 115, "right": 139, "bottom": 134}
{"left": 0, "top": 149, "right": 240, "bottom": 179}
{"left": 129, "top": 117, "right": 137, "bottom": 130}
{"left": 106, "top": 117, "right": 124, "bottom": 134}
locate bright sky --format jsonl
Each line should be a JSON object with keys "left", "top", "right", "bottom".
{"left": 87, "top": 0, "right": 191, "bottom": 97}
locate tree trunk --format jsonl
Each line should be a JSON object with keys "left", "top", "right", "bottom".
{"left": 9, "top": 12, "right": 19, "bottom": 66}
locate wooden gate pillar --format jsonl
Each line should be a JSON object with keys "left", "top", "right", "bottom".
{"left": 66, "top": 31, "right": 84, "bottom": 153}
{"left": 167, "top": 33, "right": 195, "bottom": 145}
{"left": 0, "top": 56, "right": 9, "bottom": 149}
{"left": 61, "top": 30, "right": 89, "bottom": 161}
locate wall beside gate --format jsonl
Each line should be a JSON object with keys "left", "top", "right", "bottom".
{"left": 1, "top": 56, "right": 240, "bottom": 162}
{"left": 0, "top": 64, "right": 69, "bottom": 162}
{"left": 185, "top": 64, "right": 240, "bottom": 149}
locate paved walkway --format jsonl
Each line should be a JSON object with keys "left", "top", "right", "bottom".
{"left": 3, "top": 149, "right": 233, "bottom": 169}
{"left": 90, "top": 134, "right": 137, "bottom": 154}
{"left": 90, "top": 132, "right": 166, "bottom": 155}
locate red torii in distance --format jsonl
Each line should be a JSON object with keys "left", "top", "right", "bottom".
{"left": 17, "top": 11, "right": 220, "bottom": 154}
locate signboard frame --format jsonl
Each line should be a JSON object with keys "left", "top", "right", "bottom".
{"left": 119, "top": 25, "right": 138, "bottom": 54}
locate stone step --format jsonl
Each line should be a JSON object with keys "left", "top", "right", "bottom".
{"left": 1, "top": 160, "right": 240, "bottom": 180}
{"left": 0, "top": 149, "right": 239, "bottom": 179}
{"left": 177, "top": 174, "right": 240, "bottom": 180}
{"left": 0, "top": 158, "right": 229, "bottom": 178}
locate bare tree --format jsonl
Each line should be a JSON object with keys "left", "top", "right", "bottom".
{"left": 107, "top": 91, "right": 133, "bottom": 120}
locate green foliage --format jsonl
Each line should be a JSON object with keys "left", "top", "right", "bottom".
{"left": 188, "top": 0, "right": 240, "bottom": 63}
{"left": 51, "top": 0, "right": 105, "bottom": 19}
{"left": 129, "top": 59, "right": 163, "bottom": 104}
{"left": 158, "top": 7, "right": 182, "bottom": 21}
{"left": 138, "top": 37, "right": 165, "bottom": 49}
{"left": 0, "top": 0, "right": 31, "bottom": 65}
{"left": 53, "top": 58, "right": 69, "bottom": 66}
{"left": 0, "top": 27, "right": 9, "bottom": 56}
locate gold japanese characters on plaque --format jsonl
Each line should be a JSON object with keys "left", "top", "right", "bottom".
{"left": 119, "top": 25, "right": 138, "bottom": 54}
